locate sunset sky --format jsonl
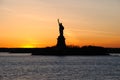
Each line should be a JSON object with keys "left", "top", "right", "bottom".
{"left": 0, "top": 0, "right": 120, "bottom": 48}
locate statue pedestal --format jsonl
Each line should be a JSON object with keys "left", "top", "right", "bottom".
{"left": 57, "top": 36, "right": 66, "bottom": 48}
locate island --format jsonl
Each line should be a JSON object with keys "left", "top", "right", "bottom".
{"left": 31, "top": 19, "right": 109, "bottom": 56}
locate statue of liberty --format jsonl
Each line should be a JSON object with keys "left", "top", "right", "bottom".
{"left": 57, "top": 19, "right": 64, "bottom": 36}
{"left": 56, "top": 19, "right": 66, "bottom": 48}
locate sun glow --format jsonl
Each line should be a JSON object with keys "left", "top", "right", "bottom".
{"left": 21, "top": 44, "right": 35, "bottom": 48}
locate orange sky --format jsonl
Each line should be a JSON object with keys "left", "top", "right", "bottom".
{"left": 0, "top": 0, "right": 120, "bottom": 48}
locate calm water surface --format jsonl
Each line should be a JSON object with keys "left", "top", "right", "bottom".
{"left": 0, "top": 53, "right": 120, "bottom": 80}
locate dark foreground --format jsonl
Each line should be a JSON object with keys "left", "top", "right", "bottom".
{"left": 31, "top": 46, "right": 109, "bottom": 56}
{"left": 1, "top": 46, "right": 120, "bottom": 55}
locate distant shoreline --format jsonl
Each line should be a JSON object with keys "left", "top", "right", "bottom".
{"left": 0, "top": 46, "right": 120, "bottom": 56}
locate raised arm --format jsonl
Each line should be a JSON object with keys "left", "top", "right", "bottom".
{"left": 57, "top": 19, "right": 60, "bottom": 25}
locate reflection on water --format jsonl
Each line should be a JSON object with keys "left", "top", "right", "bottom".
{"left": 0, "top": 53, "right": 120, "bottom": 80}
{"left": 0, "top": 53, "right": 31, "bottom": 56}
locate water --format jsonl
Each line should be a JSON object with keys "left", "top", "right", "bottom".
{"left": 0, "top": 53, "right": 120, "bottom": 80}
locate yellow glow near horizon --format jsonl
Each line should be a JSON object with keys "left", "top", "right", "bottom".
{"left": 21, "top": 44, "right": 36, "bottom": 48}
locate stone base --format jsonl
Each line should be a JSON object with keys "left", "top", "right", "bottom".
{"left": 57, "top": 36, "right": 66, "bottom": 48}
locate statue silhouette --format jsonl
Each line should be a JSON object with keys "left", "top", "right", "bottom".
{"left": 56, "top": 19, "right": 66, "bottom": 48}
{"left": 58, "top": 19, "right": 64, "bottom": 36}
